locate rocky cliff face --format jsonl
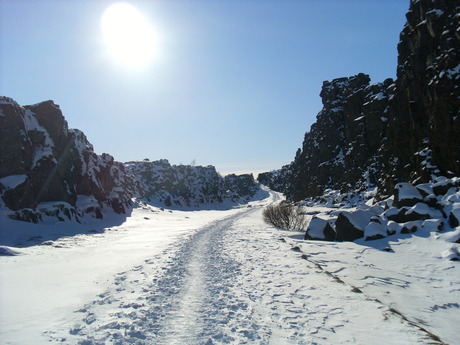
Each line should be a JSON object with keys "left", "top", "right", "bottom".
{"left": 0, "top": 97, "right": 134, "bottom": 222}
{"left": 282, "top": 74, "right": 394, "bottom": 201}
{"left": 257, "top": 166, "right": 291, "bottom": 193}
{"left": 384, "top": 0, "right": 460, "bottom": 192}
{"left": 273, "top": 0, "right": 459, "bottom": 202}
{"left": 0, "top": 97, "right": 260, "bottom": 221}
{"left": 125, "top": 160, "right": 258, "bottom": 208}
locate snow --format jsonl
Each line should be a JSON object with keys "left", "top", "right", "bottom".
{"left": 76, "top": 194, "right": 100, "bottom": 209}
{"left": 0, "top": 246, "right": 22, "bottom": 256}
{"left": 441, "top": 246, "right": 460, "bottom": 260}
{"left": 22, "top": 109, "right": 55, "bottom": 169}
{"left": 387, "top": 220, "right": 402, "bottom": 234}
{"left": 297, "top": 226, "right": 460, "bottom": 345}
{"left": 0, "top": 204, "right": 247, "bottom": 344}
{"left": 364, "top": 221, "right": 387, "bottom": 239}
{"left": 329, "top": 107, "right": 342, "bottom": 112}
{"left": 372, "top": 92, "right": 385, "bottom": 101}
{"left": 406, "top": 202, "right": 441, "bottom": 218}
{"left": 0, "top": 97, "right": 16, "bottom": 105}
{"left": 426, "top": 9, "right": 444, "bottom": 18}
{"left": 305, "top": 216, "right": 332, "bottom": 239}
{"left": 342, "top": 209, "right": 373, "bottom": 230}
{"left": 0, "top": 175, "right": 27, "bottom": 189}
{"left": 1, "top": 188, "right": 459, "bottom": 344}
{"left": 395, "top": 182, "right": 423, "bottom": 201}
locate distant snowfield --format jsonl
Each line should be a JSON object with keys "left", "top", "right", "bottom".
{"left": 0, "top": 189, "right": 458, "bottom": 344}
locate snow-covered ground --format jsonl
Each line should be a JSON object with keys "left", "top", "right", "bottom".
{"left": 0, "top": 188, "right": 458, "bottom": 344}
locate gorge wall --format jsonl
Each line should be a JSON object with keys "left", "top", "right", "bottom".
{"left": 0, "top": 97, "right": 259, "bottom": 222}
{"left": 0, "top": 97, "right": 135, "bottom": 222}
{"left": 261, "top": 0, "right": 459, "bottom": 202}
{"left": 125, "top": 159, "right": 259, "bottom": 208}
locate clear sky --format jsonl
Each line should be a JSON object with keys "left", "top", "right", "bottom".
{"left": 0, "top": 0, "right": 409, "bottom": 175}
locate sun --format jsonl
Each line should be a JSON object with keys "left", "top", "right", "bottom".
{"left": 101, "top": 2, "right": 157, "bottom": 67}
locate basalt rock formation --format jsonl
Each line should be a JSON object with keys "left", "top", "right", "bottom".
{"left": 0, "top": 97, "right": 134, "bottom": 222}
{"left": 0, "top": 97, "right": 259, "bottom": 222}
{"left": 260, "top": 0, "right": 459, "bottom": 202}
{"left": 125, "top": 160, "right": 258, "bottom": 208}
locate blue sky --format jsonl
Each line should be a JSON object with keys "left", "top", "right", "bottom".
{"left": 0, "top": 0, "right": 409, "bottom": 174}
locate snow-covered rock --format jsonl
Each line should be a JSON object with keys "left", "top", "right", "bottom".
{"left": 364, "top": 221, "right": 387, "bottom": 241}
{"left": 303, "top": 176, "right": 460, "bottom": 246}
{"left": 394, "top": 182, "right": 423, "bottom": 208}
{"left": 304, "top": 216, "right": 336, "bottom": 241}
{"left": 0, "top": 96, "right": 134, "bottom": 222}
{"left": 335, "top": 210, "right": 374, "bottom": 242}
{"left": 441, "top": 246, "right": 460, "bottom": 261}
{"left": 125, "top": 160, "right": 259, "bottom": 208}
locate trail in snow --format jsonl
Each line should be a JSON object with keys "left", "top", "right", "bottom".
{"left": 48, "top": 193, "right": 435, "bottom": 345}
{"left": 51, "top": 209, "right": 257, "bottom": 344}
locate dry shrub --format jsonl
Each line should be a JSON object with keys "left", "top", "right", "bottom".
{"left": 262, "top": 201, "right": 307, "bottom": 230}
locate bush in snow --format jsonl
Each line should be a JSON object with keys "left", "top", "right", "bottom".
{"left": 262, "top": 202, "right": 307, "bottom": 231}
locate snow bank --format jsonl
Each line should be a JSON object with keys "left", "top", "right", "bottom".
{"left": 0, "top": 246, "right": 22, "bottom": 256}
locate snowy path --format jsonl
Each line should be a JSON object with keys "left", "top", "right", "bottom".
{"left": 44, "top": 197, "right": 436, "bottom": 345}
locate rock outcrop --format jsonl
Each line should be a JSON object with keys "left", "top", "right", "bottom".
{"left": 223, "top": 173, "right": 259, "bottom": 202}
{"left": 303, "top": 176, "right": 460, "bottom": 246}
{"left": 0, "top": 96, "right": 261, "bottom": 222}
{"left": 257, "top": 166, "right": 291, "bottom": 193}
{"left": 125, "top": 160, "right": 259, "bottom": 208}
{"left": 282, "top": 74, "right": 394, "bottom": 201}
{"left": 0, "top": 97, "right": 134, "bottom": 222}
{"left": 272, "top": 0, "right": 459, "bottom": 202}
{"left": 380, "top": 0, "right": 460, "bottom": 196}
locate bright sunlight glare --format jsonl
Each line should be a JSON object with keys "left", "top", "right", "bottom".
{"left": 101, "top": 2, "right": 157, "bottom": 67}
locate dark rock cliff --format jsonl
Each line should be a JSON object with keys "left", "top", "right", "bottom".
{"left": 284, "top": 74, "right": 394, "bottom": 201}
{"left": 384, "top": 0, "right": 460, "bottom": 192}
{"left": 270, "top": 0, "right": 459, "bottom": 202}
{"left": 0, "top": 97, "right": 261, "bottom": 222}
{"left": 125, "top": 160, "right": 259, "bottom": 208}
{"left": 0, "top": 97, "right": 134, "bottom": 222}
{"left": 257, "top": 166, "right": 291, "bottom": 193}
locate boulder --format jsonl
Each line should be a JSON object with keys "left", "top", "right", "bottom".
{"left": 422, "top": 219, "right": 444, "bottom": 232}
{"left": 401, "top": 221, "right": 421, "bottom": 234}
{"left": 7, "top": 208, "right": 42, "bottom": 223}
{"left": 387, "top": 202, "right": 437, "bottom": 223}
{"left": 415, "top": 183, "right": 433, "bottom": 198}
{"left": 394, "top": 183, "right": 423, "bottom": 208}
{"left": 448, "top": 205, "right": 460, "bottom": 228}
{"left": 335, "top": 210, "right": 373, "bottom": 241}
{"left": 364, "top": 221, "right": 387, "bottom": 241}
{"left": 304, "top": 216, "right": 336, "bottom": 241}
{"left": 387, "top": 221, "right": 401, "bottom": 235}
{"left": 423, "top": 194, "right": 438, "bottom": 208}
{"left": 432, "top": 177, "right": 457, "bottom": 196}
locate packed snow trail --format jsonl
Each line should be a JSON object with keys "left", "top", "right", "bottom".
{"left": 48, "top": 194, "right": 435, "bottom": 345}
